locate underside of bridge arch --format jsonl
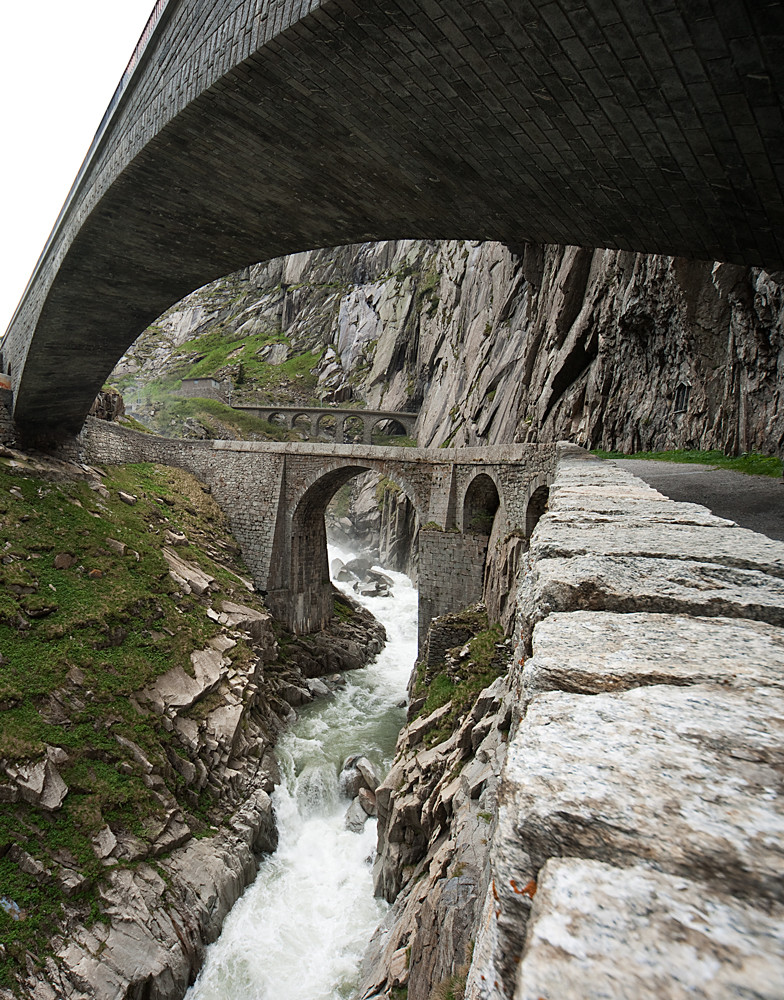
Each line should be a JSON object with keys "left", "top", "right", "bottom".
{"left": 343, "top": 416, "right": 366, "bottom": 445}
{"left": 371, "top": 418, "right": 410, "bottom": 445}
{"left": 266, "top": 464, "right": 419, "bottom": 634}
{"left": 291, "top": 413, "right": 313, "bottom": 439}
{"left": 315, "top": 414, "right": 336, "bottom": 442}
{"left": 462, "top": 473, "right": 501, "bottom": 535}
{"left": 5, "top": 0, "right": 783, "bottom": 435}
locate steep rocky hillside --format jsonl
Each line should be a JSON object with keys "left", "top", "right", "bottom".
{"left": 0, "top": 446, "right": 383, "bottom": 998}
{"left": 109, "top": 240, "right": 783, "bottom": 458}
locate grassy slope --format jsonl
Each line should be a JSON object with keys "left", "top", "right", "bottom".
{"left": 410, "top": 607, "right": 507, "bottom": 748}
{"left": 591, "top": 448, "right": 783, "bottom": 478}
{"left": 0, "top": 456, "right": 267, "bottom": 988}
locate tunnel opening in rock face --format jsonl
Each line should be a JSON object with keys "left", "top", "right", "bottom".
{"left": 463, "top": 473, "right": 500, "bottom": 535}
{"left": 288, "top": 466, "right": 418, "bottom": 633}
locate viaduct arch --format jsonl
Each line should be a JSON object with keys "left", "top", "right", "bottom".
{"left": 70, "top": 419, "right": 556, "bottom": 646}
{"left": 2, "top": 0, "right": 783, "bottom": 437}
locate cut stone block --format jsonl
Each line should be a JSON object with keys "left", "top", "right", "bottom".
{"left": 503, "top": 683, "right": 784, "bottom": 904}
{"left": 524, "top": 611, "right": 784, "bottom": 697}
{"left": 519, "top": 554, "right": 784, "bottom": 631}
{"left": 517, "top": 858, "right": 784, "bottom": 1000}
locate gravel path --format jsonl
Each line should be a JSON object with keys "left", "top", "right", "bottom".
{"left": 609, "top": 459, "right": 784, "bottom": 542}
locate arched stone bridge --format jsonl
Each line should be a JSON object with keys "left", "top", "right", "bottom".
{"left": 232, "top": 405, "right": 418, "bottom": 444}
{"left": 2, "top": 0, "right": 782, "bottom": 436}
{"left": 71, "top": 419, "right": 556, "bottom": 646}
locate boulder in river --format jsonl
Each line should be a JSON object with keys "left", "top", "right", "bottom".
{"left": 345, "top": 796, "right": 370, "bottom": 833}
{"left": 339, "top": 754, "right": 382, "bottom": 798}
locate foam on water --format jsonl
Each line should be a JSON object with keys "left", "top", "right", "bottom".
{"left": 185, "top": 545, "right": 417, "bottom": 1000}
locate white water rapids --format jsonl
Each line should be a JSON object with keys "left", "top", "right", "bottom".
{"left": 185, "top": 546, "right": 417, "bottom": 1000}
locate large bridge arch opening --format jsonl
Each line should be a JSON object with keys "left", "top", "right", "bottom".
{"left": 462, "top": 472, "right": 501, "bottom": 536}
{"left": 525, "top": 484, "right": 550, "bottom": 538}
{"left": 343, "top": 416, "right": 365, "bottom": 445}
{"left": 315, "top": 413, "right": 336, "bottom": 443}
{"left": 371, "top": 418, "right": 412, "bottom": 446}
{"left": 291, "top": 412, "right": 313, "bottom": 439}
{"left": 280, "top": 465, "right": 421, "bottom": 634}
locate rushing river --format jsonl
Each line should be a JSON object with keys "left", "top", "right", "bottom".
{"left": 185, "top": 546, "right": 417, "bottom": 1000}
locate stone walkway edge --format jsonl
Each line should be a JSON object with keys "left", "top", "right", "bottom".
{"left": 467, "top": 443, "right": 784, "bottom": 1000}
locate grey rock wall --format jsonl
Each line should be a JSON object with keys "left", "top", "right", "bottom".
{"left": 115, "top": 240, "right": 784, "bottom": 459}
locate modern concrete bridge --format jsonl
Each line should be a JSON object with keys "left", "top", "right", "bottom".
{"left": 69, "top": 418, "right": 555, "bottom": 643}
{"left": 2, "top": 0, "right": 783, "bottom": 437}
{"left": 232, "top": 405, "right": 418, "bottom": 444}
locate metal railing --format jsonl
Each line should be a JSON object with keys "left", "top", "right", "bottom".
{"left": 3, "top": 0, "right": 174, "bottom": 338}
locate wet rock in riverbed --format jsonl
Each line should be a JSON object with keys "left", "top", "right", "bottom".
{"left": 339, "top": 755, "right": 382, "bottom": 798}
{"left": 341, "top": 754, "right": 383, "bottom": 831}
{"left": 332, "top": 556, "right": 395, "bottom": 598}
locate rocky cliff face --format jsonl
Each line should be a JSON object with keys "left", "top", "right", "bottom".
{"left": 113, "top": 240, "right": 783, "bottom": 458}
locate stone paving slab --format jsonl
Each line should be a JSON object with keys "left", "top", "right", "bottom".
{"left": 524, "top": 611, "right": 784, "bottom": 697}
{"left": 519, "top": 553, "right": 784, "bottom": 631}
{"left": 516, "top": 858, "right": 784, "bottom": 1000}
{"left": 544, "top": 499, "right": 733, "bottom": 527}
{"left": 504, "top": 682, "right": 784, "bottom": 903}
{"left": 531, "top": 519, "right": 784, "bottom": 578}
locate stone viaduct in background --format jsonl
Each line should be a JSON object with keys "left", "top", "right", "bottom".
{"left": 2, "top": 0, "right": 783, "bottom": 440}
{"left": 231, "top": 405, "right": 419, "bottom": 444}
{"left": 69, "top": 419, "right": 555, "bottom": 647}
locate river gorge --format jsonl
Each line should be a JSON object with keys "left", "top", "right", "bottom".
{"left": 186, "top": 546, "right": 417, "bottom": 1000}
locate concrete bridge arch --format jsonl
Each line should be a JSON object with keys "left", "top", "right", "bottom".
{"left": 2, "top": 0, "right": 783, "bottom": 438}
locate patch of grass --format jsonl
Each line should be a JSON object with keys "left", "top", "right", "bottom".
{"left": 371, "top": 433, "right": 418, "bottom": 448}
{"left": 333, "top": 595, "right": 354, "bottom": 622}
{"left": 413, "top": 609, "right": 507, "bottom": 746}
{"left": 592, "top": 448, "right": 782, "bottom": 478}
{"left": 0, "top": 457, "right": 271, "bottom": 988}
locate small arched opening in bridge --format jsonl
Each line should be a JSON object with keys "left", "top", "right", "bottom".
{"left": 526, "top": 485, "right": 550, "bottom": 538}
{"left": 343, "top": 415, "right": 365, "bottom": 444}
{"left": 292, "top": 413, "right": 313, "bottom": 439}
{"left": 371, "top": 417, "right": 413, "bottom": 447}
{"left": 315, "top": 413, "right": 336, "bottom": 443}
{"left": 284, "top": 466, "right": 419, "bottom": 634}
{"left": 266, "top": 411, "right": 287, "bottom": 431}
{"left": 462, "top": 473, "right": 501, "bottom": 536}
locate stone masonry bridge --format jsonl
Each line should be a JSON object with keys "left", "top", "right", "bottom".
{"left": 69, "top": 418, "right": 556, "bottom": 646}
{"left": 231, "top": 405, "right": 418, "bottom": 444}
{"left": 2, "top": 0, "right": 783, "bottom": 437}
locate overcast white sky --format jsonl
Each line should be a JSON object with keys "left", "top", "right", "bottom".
{"left": 1, "top": 1, "right": 157, "bottom": 333}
